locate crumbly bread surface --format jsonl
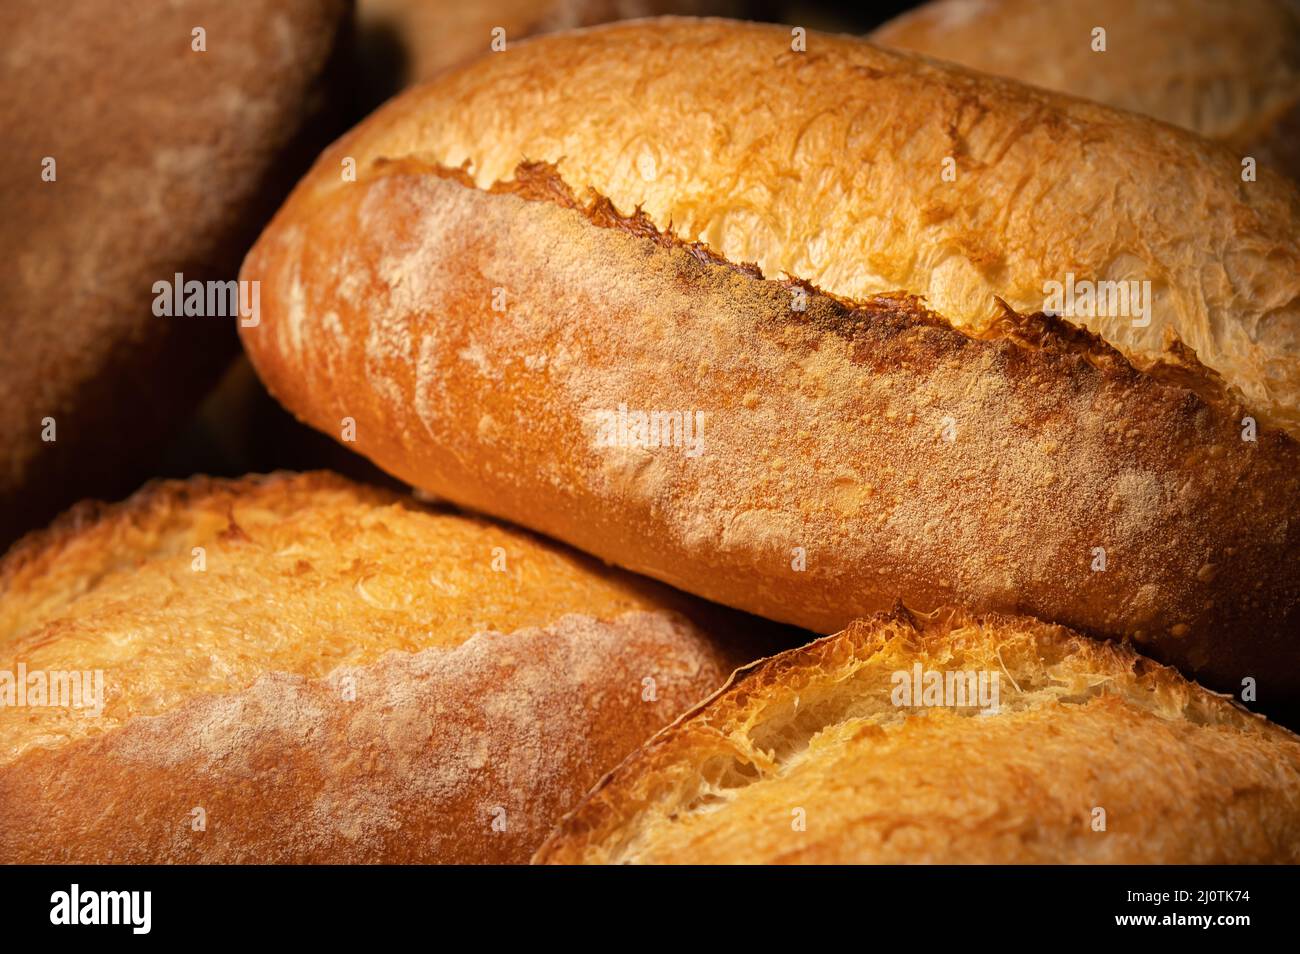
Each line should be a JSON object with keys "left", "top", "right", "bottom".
{"left": 535, "top": 607, "right": 1300, "bottom": 864}
{"left": 873, "top": 0, "right": 1300, "bottom": 175}
{"left": 277, "top": 16, "right": 1300, "bottom": 431}
{"left": 0, "top": 472, "right": 760, "bottom": 862}
{"left": 239, "top": 161, "right": 1300, "bottom": 703}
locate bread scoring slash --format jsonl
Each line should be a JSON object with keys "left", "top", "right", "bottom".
{"left": 535, "top": 607, "right": 1300, "bottom": 864}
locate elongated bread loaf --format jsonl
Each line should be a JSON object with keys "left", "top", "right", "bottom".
{"left": 253, "top": 17, "right": 1300, "bottom": 432}
{"left": 0, "top": 472, "right": 776, "bottom": 863}
{"left": 534, "top": 607, "right": 1300, "bottom": 864}
{"left": 241, "top": 157, "right": 1300, "bottom": 705}
{"left": 873, "top": 0, "right": 1300, "bottom": 179}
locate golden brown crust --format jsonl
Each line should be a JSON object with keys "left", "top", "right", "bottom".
{"left": 0, "top": 0, "right": 349, "bottom": 547}
{"left": 0, "top": 611, "right": 729, "bottom": 864}
{"left": 873, "top": 0, "right": 1300, "bottom": 179}
{"left": 0, "top": 471, "right": 778, "bottom": 861}
{"left": 0, "top": 471, "right": 388, "bottom": 637}
{"left": 271, "top": 16, "right": 1300, "bottom": 432}
{"left": 240, "top": 159, "right": 1300, "bottom": 705}
{"left": 534, "top": 607, "right": 1300, "bottom": 864}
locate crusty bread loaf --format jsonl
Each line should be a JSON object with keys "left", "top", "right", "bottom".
{"left": 258, "top": 17, "right": 1300, "bottom": 432}
{"left": 534, "top": 607, "right": 1300, "bottom": 864}
{"left": 0, "top": 472, "right": 778, "bottom": 863}
{"left": 240, "top": 154, "right": 1300, "bottom": 705}
{"left": 0, "top": 0, "right": 348, "bottom": 548}
{"left": 873, "top": 0, "right": 1300, "bottom": 180}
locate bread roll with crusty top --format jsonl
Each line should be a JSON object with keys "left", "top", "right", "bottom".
{"left": 240, "top": 150, "right": 1300, "bottom": 706}
{"left": 258, "top": 17, "right": 1300, "bottom": 431}
{"left": 534, "top": 607, "right": 1300, "bottom": 864}
{"left": 0, "top": 472, "right": 777, "bottom": 863}
{"left": 873, "top": 0, "right": 1300, "bottom": 180}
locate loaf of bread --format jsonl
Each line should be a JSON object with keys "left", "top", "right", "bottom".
{"left": 535, "top": 607, "right": 1300, "bottom": 864}
{"left": 0, "top": 0, "right": 348, "bottom": 548}
{"left": 873, "top": 0, "right": 1300, "bottom": 180}
{"left": 0, "top": 472, "right": 778, "bottom": 863}
{"left": 239, "top": 18, "right": 1300, "bottom": 709}
{"left": 251, "top": 17, "right": 1300, "bottom": 432}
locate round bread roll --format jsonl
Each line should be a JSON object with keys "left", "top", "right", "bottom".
{"left": 0, "top": 0, "right": 348, "bottom": 548}
{"left": 0, "top": 471, "right": 778, "bottom": 863}
{"left": 873, "top": 0, "right": 1300, "bottom": 180}
{"left": 239, "top": 19, "right": 1300, "bottom": 710}
{"left": 535, "top": 607, "right": 1300, "bottom": 864}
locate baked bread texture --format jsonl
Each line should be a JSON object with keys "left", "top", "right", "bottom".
{"left": 534, "top": 607, "right": 1300, "bottom": 864}
{"left": 240, "top": 154, "right": 1300, "bottom": 705}
{"left": 0, "top": 0, "right": 349, "bottom": 548}
{"left": 0, "top": 472, "right": 775, "bottom": 863}
{"left": 251, "top": 16, "right": 1300, "bottom": 432}
{"left": 873, "top": 0, "right": 1300, "bottom": 180}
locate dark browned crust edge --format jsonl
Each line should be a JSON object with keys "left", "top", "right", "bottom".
{"left": 369, "top": 156, "right": 1258, "bottom": 432}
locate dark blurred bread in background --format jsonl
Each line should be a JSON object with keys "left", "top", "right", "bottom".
{"left": 0, "top": 0, "right": 351, "bottom": 548}
{"left": 354, "top": 0, "right": 744, "bottom": 103}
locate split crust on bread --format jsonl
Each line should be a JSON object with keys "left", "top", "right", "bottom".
{"left": 261, "top": 17, "right": 1300, "bottom": 432}
{"left": 535, "top": 606, "right": 1300, "bottom": 864}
